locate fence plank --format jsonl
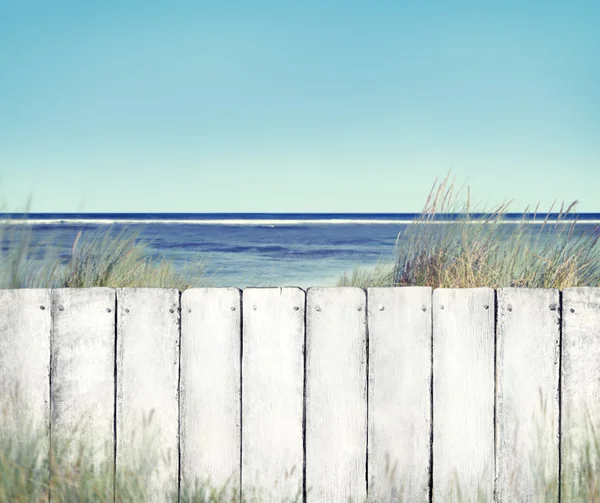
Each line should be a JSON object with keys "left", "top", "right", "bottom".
{"left": 367, "top": 287, "right": 432, "bottom": 503}
{"left": 496, "top": 288, "right": 559, "bottom": 502}
{"left": 0, "top": 289, "right": 51, "bottom": 500}
{"left": 242, "top": 287, "right": 305, "bottom": 501}
{"left": 180, "top": 288, "right": 241, "bottom": 496}
{"left": 433, "top": 288, "right": 495, "bottom": 502}
{"left": 116, "top": 288, "right": 180, "bottom": 503}
{"left": 562, "top": 287, "right": 600, "bottom": 500}
{"left": 306, "top": 287, "right": 367, "bottom": 502}
{"left": 51, "top": 288, "right": 116, "bottom": 486}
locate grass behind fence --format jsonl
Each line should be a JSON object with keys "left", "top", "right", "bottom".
{"left": 0, "top": 210, "right": 210, "bottom": 290}
{"left": 2, "top": 174, "right": 600, "bottom": 291}
{"left": 338, "top": 173, "right": 600, "bottom": 289}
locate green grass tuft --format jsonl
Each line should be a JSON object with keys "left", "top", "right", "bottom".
{"left": 339, "top": 173, "right": 600, "bottom": 289}
{"left": 0, "top": 208, "right": 210, "bottom": 290}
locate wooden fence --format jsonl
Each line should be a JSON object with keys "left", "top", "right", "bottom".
{"left": 0, "top": 287, "right": 599, "bottom": 502}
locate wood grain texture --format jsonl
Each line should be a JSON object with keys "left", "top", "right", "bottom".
{"left": 116, "top": 288, "right": 180, "bottom": 503}
{"left": 180, "top": 288, "right": 241, "bottom": 495}
{"left": 51, "top": 288, "right": 116, "bottom": 479}
{"left": 0, "top": 288, "right": 51, "bottom": 499}
{"left": 367, "top": 287, "right": 432, "bottom": 503}
{"left": 496, "top": 288, "right": 559, "bottom": 502}
{"left": 561, "top": 288, "right": 600, "bottom": 500}
{"left": 242, "top": 287, "right": 305, "bottom": 501}
{"left": 306, "top": 287, "right": 367, "bottom": 502}
{"left": 433, "top": 288, "right": 495, "bottom": 502}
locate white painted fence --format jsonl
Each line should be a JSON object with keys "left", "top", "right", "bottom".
{"left": 0, "top": 287, "right": 599, "bottom": 502}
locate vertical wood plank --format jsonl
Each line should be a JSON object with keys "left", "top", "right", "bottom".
{"left": 242, "top": 287, "right": 305, "bottom": 501}
{"left": 561, "top": 288, "right": 600, "bottom": 500}
{"left": 51, "top": 288, "right": 116, "bottom": 485}
{"left": 180, "top": 288, "right": 241, "bottom": 496}
{"left": 306, "top": 287, "right": 367, "bottom": 502}
{"left": 367, "top": 287, "right": 432, "bottom": 503}
{"left": 496, "top": 288, "right": 559, "bottom": 502}
{"left": 433, "top": 288, "right": 495, "bottom": 502}
{"left": 0, "top": 289, "right": 51, "bottom": 500}
{"left": 116, "top": 288, "right": 180, "bottom": 503}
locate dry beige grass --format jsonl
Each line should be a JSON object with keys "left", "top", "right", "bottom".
{"left": 339, "top": 173, "right": 600, "bottom": 289}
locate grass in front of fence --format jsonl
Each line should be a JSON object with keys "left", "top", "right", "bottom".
{"left": 0, "top": 405, "right": 240, "bottom": 502}
{"left": 0, "top": 425, "right": 243, "bottom": 503}
{"left": 0, "top": 422, "right": 301, "bottom": 503}
{"left": 338, "top": 173, "right": 600, "bottom": 289}
{"left": 2, "top": 405, "right": 600, "bottom": 503}
{"left": 0, "top": 384, "right": 301, "bottom": 503}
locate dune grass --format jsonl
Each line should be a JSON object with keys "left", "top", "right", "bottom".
{"left": 0, "top": 382, "right": 245, "bottom": 503}
{"left": 0, "top": 205, "right": 278, "bottom": 290}
{"left": 2, "top": 404, "right": 600, "bottom": 502}
{"left": 0, "top": 403, "right": 301, "bottom": 503}
{"left": 0, "top": 422, "right": 241, "bottom": 502}
{"left": 50, "top": 227, "right": 209, "bottom": 290}
{"left": 339, "top": 173, "right": 600, "bottom": 289}
{"left": 0, "top": 210, "right": 211, "bottom": 290}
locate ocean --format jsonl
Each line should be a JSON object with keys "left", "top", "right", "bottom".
{"left": 2, "top": 213, "right": 600, "bottom": 288}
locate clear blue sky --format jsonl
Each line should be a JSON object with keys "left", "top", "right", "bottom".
{"left": 1, "top": 1, "right": 598, "bottom": 213}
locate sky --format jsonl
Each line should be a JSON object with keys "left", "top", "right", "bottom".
{"left": 0, "top": 1, "right": 598, "bottom": 213}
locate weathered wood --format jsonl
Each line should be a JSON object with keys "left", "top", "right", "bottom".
{"left": 10, "top": 285, "right": 600, "bottom": 502}
{"left": 561, "top": 288, "right": 600, "bottom": 501}
{"left": 496, "top": 288, "right": 559, "bottom": 502}
{"left": 180, "top": 288, "right": 241, "bottom": 496}
{"left": 306, "top": 287, "right": 367, "bottom": 502}
{"left": 242, "top": 287, "right": 304, "bottom": 501}
{"left": 433, "top": 288, "right": 495, "bottom": 502}
{"left": 0, "top": 288, "right": 51, "bottom": 500}
{"left": 367, "top": 287, "right": 432, "bottom": 503}
{"left": 116, "top": 288, "right": 180, "bottom": 503}
{"left": 51, "top": 288, "right": 116, "bottom": 484}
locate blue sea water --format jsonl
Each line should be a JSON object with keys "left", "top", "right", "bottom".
{"left": 2, "top": 213, "right": 600, "bottom": 288}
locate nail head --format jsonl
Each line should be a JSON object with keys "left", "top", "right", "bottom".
{"left": 40, "top": 305, "right": 45, "bottom": 310}
{"left": 570, "top": 308, "right": 575, "bottom": 313}
{"left": 106, "top": 308, "right": 111, "bottom": 313}
{"left": 293, "top": 306, "right": 299, "bottom": 311}
{"left": 421, "top": 305, "right": 427, "bottom": 312}
{"left": 230, "top": 306, "right": 236, "bottom": 311}
{"left": 378, "top": 305, "right": 384, "bottom": 311}
{"left": 315, "top": 305, "right": 321, "bottom": 312}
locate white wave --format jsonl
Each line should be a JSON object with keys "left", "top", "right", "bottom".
{"left": 0, "top": 218, "right": 413, "bottom": 225}
{"left": 0, "top": 218, "right": 598, "bottom": 226}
